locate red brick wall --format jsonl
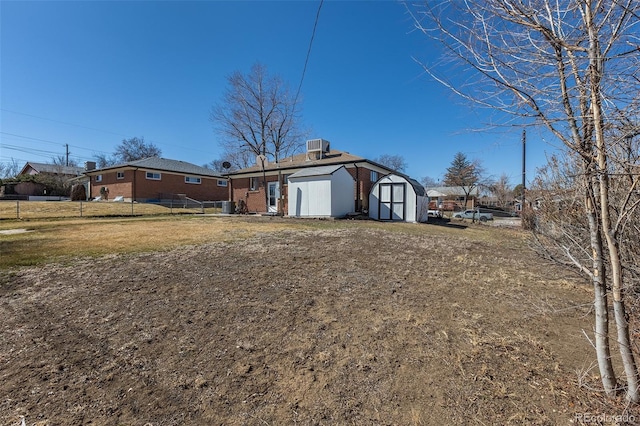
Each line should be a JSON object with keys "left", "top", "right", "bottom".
{"left": 345, "top": 166, "right": 376, "bottom": 211}
{"left": 90, "top": 170, "right": 229, "bottom": 201}
{"left": 231, "top": 175, "right": 289, "bottom": 213}
{"left": 230, "top": 165, "right": 381, "bottom": 214}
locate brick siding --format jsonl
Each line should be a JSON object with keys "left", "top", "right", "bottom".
{"left": 89, "top": 169, "right": 229, "bottom": 202}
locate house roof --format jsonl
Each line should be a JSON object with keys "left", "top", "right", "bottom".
{"left": 426, "top": 186, "right": 479, "bottom": 197}
{"left": 87, "top": 157, "right": 224, "bottom": 178}
{"left": 229, "top": 150, "right": 392, "bottom": 176}
{"left": 288, "top": 164, "right": 348, "bottom": 179}
{"left": 20, "top": 162, "right": 85, "bottom": 176}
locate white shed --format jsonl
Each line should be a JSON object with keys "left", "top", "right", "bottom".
{"left": 288, "top": 165, "right": 355, "bottom": 218}
{"left": 369, "top": 173, "right": 429, "bottom": 223}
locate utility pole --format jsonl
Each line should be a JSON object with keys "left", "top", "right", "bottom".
{"left": 65, "top": 144, "right": 70, "bottom": 166}
{"left": 521, "top": 129, "right": 526, "bottom": 215}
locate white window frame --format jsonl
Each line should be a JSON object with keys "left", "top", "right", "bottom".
{"left": 370, "top": 170, "right": 378, "bottom": 182}
{"left": 250, "top": 177, "right": 259, "bottom": 191}
{"left": 217, "top": 179, "right": 228, "bottom": 187}
{"left": 185, "top": 176, "right": 202, "bottom": 184}
{"left": 116, "top": 171, "right": 124, "bottom": 180}
{"left": 146, "top": 171, "right": 161, "bottom": 180}
{"left": 95, "top": 174, "right": 103, "bottom": 182}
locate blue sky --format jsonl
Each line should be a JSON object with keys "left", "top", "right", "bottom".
{"left": 1, "top": 0, "right": 556, "bottom": 185}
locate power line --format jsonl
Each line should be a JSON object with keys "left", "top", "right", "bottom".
{"left": 0, "top": 108, "right": 128, "bottom": 137}
{"left": 0, "top": 131, "right": 112, "bottom": 156}
{"left": 1, "top": 143, "right": 61, "bottom": 157}
{"left": 295, "top": 0, "right": 323, "bottom": 106}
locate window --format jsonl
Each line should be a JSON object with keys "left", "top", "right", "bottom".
{"left": 146, "top": 172, "right": 161, "bottom": 180}
{"left": 250, "top": 177, "right": 259, "bottom": 191}
{"left": 117, "top": 172, "right": 124, "bottom": 179}
{"left": 95, "top": 175, "right": 102, "bottom": 182}
{"left": 185, "top": 176, "right": 201, "bottom": 184}
{"left": 370, "top": 171, "right": 378, "bottom": 182}
{"left": 217, "top": 179, "right": 228, "bottom": 187}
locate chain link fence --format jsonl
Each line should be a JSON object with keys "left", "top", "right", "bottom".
{"left": 0, "top": 200, "right": 224, "bottom": 220}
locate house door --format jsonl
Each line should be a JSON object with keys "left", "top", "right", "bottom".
{"left": 378, "top": 183, "right": 406, "bottom": 221}
{"left": 268, "top": 181, "right": 279, "bottom": 213}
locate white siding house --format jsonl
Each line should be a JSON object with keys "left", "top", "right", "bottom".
{"left": 369, "top": 173, "right": 429, "bottom": 223}
{"left": 287, "top": 165, "right": 355, "bottom": 217}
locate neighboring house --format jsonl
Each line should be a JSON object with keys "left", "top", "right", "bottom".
{"left": 19, "top": 162, "right": 85, "bottom": 178}
{"left": 3, "top": 162, "right": 87, "bottom": 198}
{"left": 426, "top": 186, "right": 480, "bottom": 211}
{"left": 369, "top": 173, "right": 429, "bottom": 223}
{"left": 227, "top": 139, "right": 397, "bottom": 215}
{"left": 288, "top": 165, "right": 355, "bottom": 217}
{"left": 83, "top": 157, "right": 229, "bottom": 202}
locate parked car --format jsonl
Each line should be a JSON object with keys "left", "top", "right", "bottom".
{"left": 452, "top": 209, "right": 494, "bottom": 222}
{"left": 427, "top": 209, "right": 443, "bottom": 218}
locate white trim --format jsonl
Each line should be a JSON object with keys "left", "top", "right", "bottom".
{"left": 185, "top": 176, "right": 202, "bottom": 184}
{"left": 249, "top": 177, "right": 259, "bottom": 191}
{"left": 146, "top": 171, "right": 161, "bottom": 180}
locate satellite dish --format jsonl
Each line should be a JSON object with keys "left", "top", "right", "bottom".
{"left": 222, "top": 161, "right": 231, "bottom": 169}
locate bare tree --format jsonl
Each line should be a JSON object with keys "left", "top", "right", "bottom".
{"left": 211, "top": 62, "right": 307, "bottom": 212}
{"left": 51, "top": 155, "right": 78, "bottom": 168}
{"left": 114, "top": 137, "right": 161, "bottom": 162}
{"left": 0, "top": 159, "right": 21, "bottom": 179}
{"left": 421, "top": 176, "right": 438, "bottom": 188}
{"left": 95, "top": 137, "right": 161, "bottom": 168}
{"left": 405, "top": 0, "right": 640, "bottom": 401}
{"left": 489, "top": 173, "right": 513, "bottom": 209}
{"left": 374, "top": 154, "right": 408, "bottom": 172}
{"left": 211, "top": 62, "right": 306, "bottom": 164}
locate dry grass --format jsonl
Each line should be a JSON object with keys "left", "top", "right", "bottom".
{"left": 0, "top": 206, "right": 508, "bottom": 269}
{"left": 0, "top": 215, "right": 313, "bottom": 268}
{"left": 0, "top": 200, "right": 220, "bottom": 220}
{"left": 1, "top": 214, "right": 636, "bottom": 424}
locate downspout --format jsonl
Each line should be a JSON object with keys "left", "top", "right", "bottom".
{"left": 353, "top": 163, "right": 360, "bottom": 212}
{"left": 133, "top": 167, "right": 138, "bottom": 202}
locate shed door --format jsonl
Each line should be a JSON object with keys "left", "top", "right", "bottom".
{"left": 378, "top": 183, "right": 406, "bottom": 221}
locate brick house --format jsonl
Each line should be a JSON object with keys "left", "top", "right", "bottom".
{"left": 83, "top": 157, "right": 229, "bottom": 202}
{"left": 227, "top": 139, "right": 396, "bottom": 214}
{"left": 19, "top": 162, "right": 85, "bottom": 179}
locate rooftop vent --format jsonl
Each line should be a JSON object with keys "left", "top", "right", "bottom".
{"left": 306, "top": 138, "right": 330, "bottom": 160}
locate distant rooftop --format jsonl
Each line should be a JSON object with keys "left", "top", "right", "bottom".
{"left": 89, "top": 157, "right": 224, "bottom": 178}
{"left": 20, "top": 162, "right": 85, "bottom": 176}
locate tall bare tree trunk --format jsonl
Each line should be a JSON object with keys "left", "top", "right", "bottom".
{"left": 586, "top": 5, "right": 639, "bottom": 400}
{"left": 585, "top": 183, "right": 617, "bottom": 396}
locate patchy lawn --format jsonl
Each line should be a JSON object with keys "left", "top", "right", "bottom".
{"left": 0, "top": 217, "right": 635, "bottom": 425}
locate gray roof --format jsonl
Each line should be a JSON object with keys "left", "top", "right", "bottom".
{"left": 426, "top": 186, "right": 479, "bottom": 197}
{"left": 21, "top": 162, "right": 85, "bottom": 176}
{"left": 288, "top": 165, "right": 347, "bottom": 179}
{"left": 406, "top": 177, "right": 426, "bottom": 197}
{"left": 91, "top": 157, "right": 224, "bottom": 178}
{"left": 375, "top": 173, "right": 426, "bottom": 197}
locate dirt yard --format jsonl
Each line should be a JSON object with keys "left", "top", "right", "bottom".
{"left": 0, "top": 217, "right": 636, "bottom": 425}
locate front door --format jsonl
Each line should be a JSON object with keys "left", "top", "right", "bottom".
{"left": 268, "top": 181, "right": 279, "bottom": 213}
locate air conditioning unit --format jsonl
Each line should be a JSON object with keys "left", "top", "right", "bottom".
{"left": 306, "top": 139, "right": 330, "bottom": 160}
